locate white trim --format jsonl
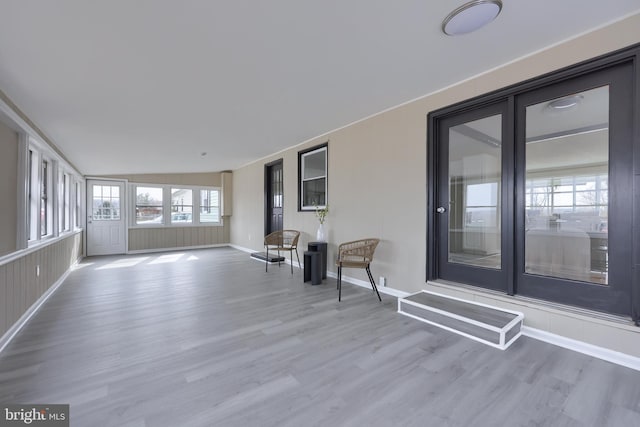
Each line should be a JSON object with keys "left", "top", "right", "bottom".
{"left": 325, "top": 270, "right": 409, "bottom": 298}
{"left": 0, "top": 230, "right": 83, "bottom": 268}
{"left": 229, "top": 244, "right": 256, "bottom": 254}
{"left": 127, "top": 243, "right": 228, "bottom": 255}
{"left": 522, "top": 326, "right": 640, "bottom": 372}
{"left": 397, "top": 291, "right": 524, "bottom": 350}
{"left": 399, "top": 297, "right": 503, "bottom": 333}
{"left": 398, "top": 309, "right": 521, "bottom": 351}
{"left": 0, "top": 257, "right": 82, "bottom": 355}
{"left": 16, "top": 133, "right": 29, "bottom": 250}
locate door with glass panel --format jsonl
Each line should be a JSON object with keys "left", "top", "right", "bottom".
{"left": 87, "top": 179, "right": 126, "bottom": 256}
{"left": 437, "top": 102, "right": 511, "bottom": 291}
{"left": 515, "top": 63, "right": 633, "bottom": 315}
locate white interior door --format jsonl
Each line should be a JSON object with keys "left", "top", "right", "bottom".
{"left": 87, "top": 179, "right": 126, "bottom": 256}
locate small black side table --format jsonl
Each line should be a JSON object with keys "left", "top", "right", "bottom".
{"left": 308, "top": 241, "right": 327, "bottom": 279}
{"left": 303, "top": 251, "right": 322, "bottom": 285}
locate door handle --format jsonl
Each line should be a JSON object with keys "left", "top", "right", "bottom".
{"left": 436, "top": 207, "right": 446, "bottom": 214}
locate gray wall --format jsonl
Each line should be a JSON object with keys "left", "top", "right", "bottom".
{"left": 0, "top": 232, "right": 83, "bottom": 338}
{"left": 0, "top": 121, "right": 18, "bottom": 257}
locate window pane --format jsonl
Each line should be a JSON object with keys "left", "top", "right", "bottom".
{"left": 136, "top": 186, "right": 163, "bottom": 224}
{"left": 303, "top": 149, "right": 326, "bottom": 180}
{"left": 171, "top": 188, "right": 193, "bottom": 223}
{"left": 525, "top": 86, "right": 609, "bottom": 285}
{"left": 302, "top": 178, "right": 326, "bottom": 207}
{"left": 200, "top": 189, "right": 220, "bottom": 223}
{"left": 93, "top": 185, "right": 121, "bottom": 220}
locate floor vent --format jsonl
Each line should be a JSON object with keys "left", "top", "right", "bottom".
{"left": 398, "top": 291, "right": 523, "bottom": 350}
{"left": 250, "top": 252, "right": 285, "bottom": 263}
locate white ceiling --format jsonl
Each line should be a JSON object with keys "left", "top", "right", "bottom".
{"left": 0, "top": 1, "right": 638, "bottom": 175}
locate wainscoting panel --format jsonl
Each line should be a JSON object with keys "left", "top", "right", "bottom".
{"left": 128, "top": 222, "right": 230, "bottom": 252}
{"left": 0, "top": 232, "right": 83, "bottom": 338}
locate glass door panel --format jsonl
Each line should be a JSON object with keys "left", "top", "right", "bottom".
{"left": 449, "top": 115, "right": 502, "bottom": 269}
{"left": 525, "top": 86, "right": 609, "bottom": 285}
{"left": 437, "top": 102, "right": 510, "bottom": 292}
{"left": 516, "top": 62, "right": 633, "bottom": 316}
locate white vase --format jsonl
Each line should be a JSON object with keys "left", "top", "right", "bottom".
{"left": 316, "top": 223, "right": 326, "bottom": 242}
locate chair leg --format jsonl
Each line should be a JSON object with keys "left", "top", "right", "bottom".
{"left": 265, "top": 247, "right": 268, "bottom": 272}
{"left": 290, "top": 251, "right": 293, "bottom": 274}
{"left": 366, "top": 266, "right": 382, "bottom": 302}
{"left": 338, "top": 266, "right": 342, "bottom": 301}
{"left": 278, "top": 250, "right": 281, "bottom": 267}
{"left": 295, "top": 248, "right": 301, "bottom": 270}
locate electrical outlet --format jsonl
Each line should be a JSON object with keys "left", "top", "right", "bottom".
{"left": 380, "top": 276, "right": 386, "bottom": 287}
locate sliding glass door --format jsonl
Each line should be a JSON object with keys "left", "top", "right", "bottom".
{"left": 436, "top": 102, "right": 511, "bottom": 292}
{"left": 515, "top": 63, "right": 633, "bottom": 315}
{"left": 430, "top": 56, "right": 636, "bottom": 317}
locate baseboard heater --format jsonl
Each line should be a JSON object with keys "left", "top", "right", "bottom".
{"left": 398, "top": 291, "right": 524, "bottom": 350}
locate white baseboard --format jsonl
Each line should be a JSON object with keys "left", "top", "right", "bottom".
{"left": 228, "top": 244, "right": 257, "bottom": 254}
{"left": 326, "top": 271, "right": 410, "bottom": 298}
{"left": 521, "top": 326, "right": 640, "bottom": 371}
{"left": 0, "top": 258, "right": 80, "bottom": 354}
{"left": 127, "top": 243, "right": 229, "bottom": 255}
{"left": 231, "top": 244, "right": 408, "bottom": 298}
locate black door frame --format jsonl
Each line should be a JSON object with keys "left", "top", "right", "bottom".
{"left": 435, "top": 101, "right": 513, "bottom": 293}
{"left": 427, "top": 43, "right": 640, "bottom": 322}
{"left": 264, "top": 158, "right": 284, "bottom": 236}
{"left": 514, "top": 63, "right": 634, "bottom": 316}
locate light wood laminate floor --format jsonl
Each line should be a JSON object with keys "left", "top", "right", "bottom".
{"left": 0, "top": 247, "right": 639, "bottom": 426}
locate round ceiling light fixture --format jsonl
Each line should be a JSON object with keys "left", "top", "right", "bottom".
{"left": 547, "top": 94, "right": 584, "bottom": 110}
{"left": 442, "top": 0, "right": 503, "bottom": 36}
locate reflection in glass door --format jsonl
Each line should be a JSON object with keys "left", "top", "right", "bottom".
{"left": 516, "top": 63, "right": 633, "bottom": 316}
{"left": 437, "top": 102, "right": 510, "bottom": 292}
{"left": 525, "top": 86, "right": 609, "bottom": 285}
{"left": 449, "top": 115, "right": 502, "bottom": 269}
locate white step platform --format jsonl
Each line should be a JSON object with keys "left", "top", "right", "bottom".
{"left": 398, "top": 291, "right": 524, "bottom": 350}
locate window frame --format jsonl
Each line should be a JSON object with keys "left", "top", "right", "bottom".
{"left": 130, "top": 183, "right": 222, "bottom": 228}
{"left": 298, "top": 142, "right": 328, "bottom": 211}
{"left": 23, "top": 136, "right": 84, "bottom": 248}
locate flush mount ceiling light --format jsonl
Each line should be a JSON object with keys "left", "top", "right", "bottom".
{"left": 547, "top": 94, "right": 584, "bottom": 110}
{"left": 442, "top": 0, "right": 503, "bottom": 36}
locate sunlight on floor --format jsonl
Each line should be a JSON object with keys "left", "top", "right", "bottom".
{"left": 148, "top": 253, "right": 185, "bottom": 264}
{"left": 96, "top": 257, "right": 150, "bottom": 270}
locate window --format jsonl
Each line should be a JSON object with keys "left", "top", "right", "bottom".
{"left": 298, "top": 143, "right": 328, "bottom": 211}
{"left": 131, "top": 184, "right": 221, "bottom": 227}
{"left": 40, "top": 159, "right": 52, "bottom": 237}
{"left": 24, "top": 138, "right": 82, "bottom": 246}
{"left": 27, "top": 149, "right": 34, "bottom": 241}
{"left": 59, "top": 172, "right": 71, "bottom": 232}
{"left": 92, "top": 185, "right": 121, "bottom": 220}
{"left": 136, "top": 186, "right": 163, "bottom": 225}
{"left": 75, "top": 181, "right": 81, "bottom": 228}
{"left": 200, "top": 189, "right": 220, "bottom": 223}
{"left": 171, "top": 188, "right": 193, "bottom": 223}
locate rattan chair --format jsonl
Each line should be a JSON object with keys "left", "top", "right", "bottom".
{"left": 336, "top": 238, "right": 381, "bottom": 302}
{"left": 264, "top": 230, "right": 301, "bottom": 274}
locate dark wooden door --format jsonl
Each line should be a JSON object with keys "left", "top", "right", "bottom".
{"left": 265, "top": 159, "right": 283, "bottom": 235}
